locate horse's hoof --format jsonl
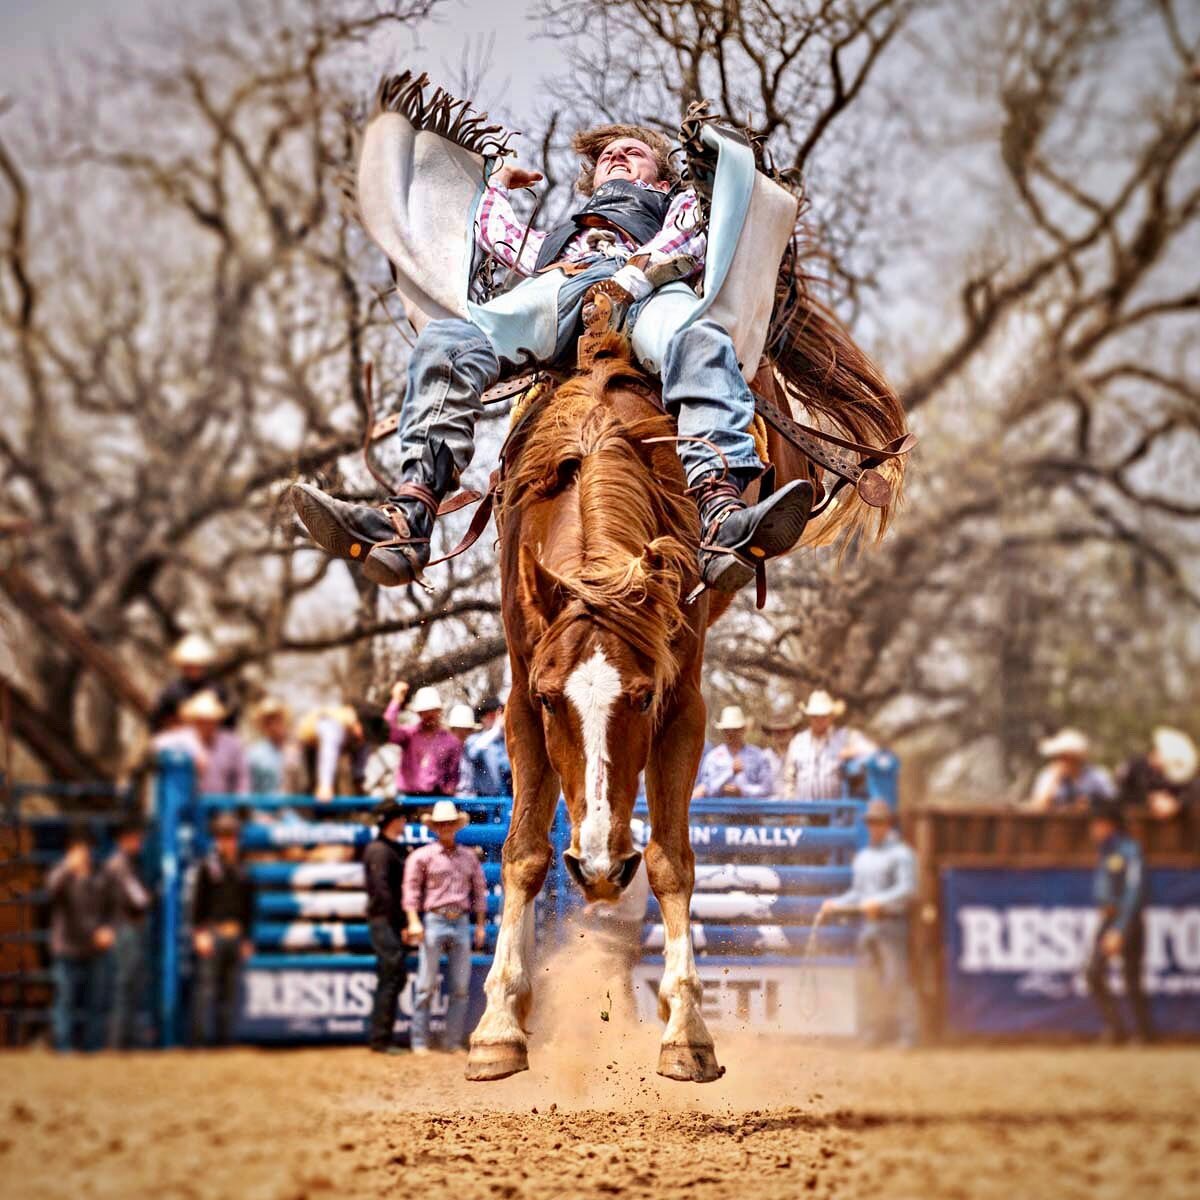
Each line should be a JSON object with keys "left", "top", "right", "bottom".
{"left": 656, "top": 1042, "right": 726, "bottom": 1084}
{"left": 465, "top": 1041, "right": 529, "bottom": 1082}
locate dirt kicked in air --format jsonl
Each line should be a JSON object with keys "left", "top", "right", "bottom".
{"left": 2, "top": 1038, "right": 1199, "bottom": 1200}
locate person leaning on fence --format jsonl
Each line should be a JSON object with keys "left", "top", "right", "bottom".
{"left": 100, "top": 818, "right": 152, "bottom": 1049}
{"left": 362, "top": 800, "right": 413, "bottom": 1055}
{"left": 1086, "top": 798, "right": 1153, "bottom": 1044}
{"left": 1116, "top": 727, "right": 1199, "bottom": 823}
{"left": 692, "top": 706, "right": 772, "bottom": 799}
{"left": 458, "top": 697, "right": 512, "bottom": 798}
{"left": 1027, "top": 728, "right": 1114, "bottom": 811}
{"left": 402, "top": 800, "right": 487, "bottom": 1055}
{"left": 190, "top": 813, "right": 255, "bottom": 1046}
{"left": 759, "top": 705, "right": 801, "bottom": 798}
{"left": 45, "top": 825, "right": 116, "bottom": 1052}
{"left": 246, "top": 697, "right": 303, "bottom": 797}
{"left": 783, "top": 690, "right": 875, "bottom": 802}
{"left": 385, "top": 681, "right": 463, "bottom": 798}
{"left": 156, "top": 690, "right": 250, "bottom": 797}
{"left": 820, "top": 799, "right": 918, "bottom": 1047}
{"left": 296, "top": 701, "right": 365, "bottom": 803}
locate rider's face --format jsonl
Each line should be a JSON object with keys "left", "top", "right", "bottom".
{"left": 593, "top": 138, "right": 668, "bottom": 190}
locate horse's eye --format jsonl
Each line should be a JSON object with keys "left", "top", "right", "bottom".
{"left": 539, "top": 695, "right": 555, "bottom": 714}
{"left": 638, "top": 692, "right": 655, "bottom": 713}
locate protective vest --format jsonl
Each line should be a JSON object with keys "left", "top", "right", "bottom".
{"left": 533, "top": 179, "right": 672, "bottom": 272}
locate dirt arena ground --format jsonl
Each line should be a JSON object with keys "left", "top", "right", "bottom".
{"left": 3, "top": 1034, "right": 1198, "bottom": 1200}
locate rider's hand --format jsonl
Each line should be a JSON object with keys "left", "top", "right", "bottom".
{"left": 495, "top": 164, "right": 544, "bottom": 190}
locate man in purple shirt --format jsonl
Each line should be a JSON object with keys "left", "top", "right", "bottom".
{"left": 401, "top": 800, "right": 487, "bottom": 1054}
{"left": 384, "top": 682, "right": 463, "bottom": 797}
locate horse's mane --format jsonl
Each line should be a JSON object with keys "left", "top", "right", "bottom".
{"left": 504, "top": 342, "right": 698, "bottom": 700}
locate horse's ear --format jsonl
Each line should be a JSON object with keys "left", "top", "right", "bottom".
{"left": 518, "top": 546, "right": 568, "bottom": 624}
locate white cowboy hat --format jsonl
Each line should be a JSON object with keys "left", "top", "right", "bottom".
{"left": 714, "top": 705, "right": 747, "bottom": 731}
{"left": 180, "top": 689, "right": 227, "bottom": 722}
{"left": 410, "top": 686, "right": 444, "bottom": 714}
{"left": 447, "top": 703, "right": 480, "bottom": 731}
{"left": 1039, "top": 728, "right": 1090, "bottom": 759}
{"left": 422, "top": 799, "right": 469, "bottom": 828}
{"left": 1153, "top": 727, "right": 1197, "bottom": 785}
{"left": 803, "top": 690, "right": 843, "bottom": 718}
{"left": 170, "top": 633, "right": 218, "bottom": 668}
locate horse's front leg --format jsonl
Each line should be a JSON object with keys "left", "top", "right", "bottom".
{"left": 466, "top": 687, "right": 559, "bottom": 1081}
{"left": 643, "top": 684, "right": 724, "bottom": 1083}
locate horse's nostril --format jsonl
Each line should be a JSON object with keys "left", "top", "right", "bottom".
{"left": 608, "top": 852, "right": 642, "bottom": 889}
{"left": 563, "top": 852, "right": 588, "bottom": 888}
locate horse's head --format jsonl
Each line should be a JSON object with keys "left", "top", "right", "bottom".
{"left": 518, "top": 541, "right": 692, "bottom": 902}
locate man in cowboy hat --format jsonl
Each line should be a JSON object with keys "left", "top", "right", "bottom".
{"left": 782, "top": 690, "right": 875, "bottom": 802}
{"left": 402, "top": 799, "right": 488, "bottom": 1054}
{"left": 760, "top": 704, "right": 803, "bottom": 798}
{"left": 245, "top": 697, "right": 302, "bottom": 797}
{"left": 458, "top": 696, "right": 512, "bottom": 798}
{"left": 362, "top": 800, "right": 414, "bottom": 1054}
{"left": 693, "top": 705, "right": 772, "bottom": 799}
{"left": 820, "top": 798, "right": 917, "bottom": 1047}
{"left": 1028, "top": 728, "right": 1114, "bottom": 811}
{"left": 385, "top": 680, "right": 464, "bottom": 797}
{"left": 190, "top": 812, "right": 255, "bottom": 1046}
{"left": 291, "top": 126, "right": 813, "bottom": 598}
{"left": 1116, "top": 726, "right": 1199, "bottom": 822}
{"left": 180, "top": 690, "right": 249, "bottom": 796}
{"left": 1085, "top": 798, "right": 1153, "bottom": 1042}
{"left": 150, "top": 632, "right": 236, "bottom": 732}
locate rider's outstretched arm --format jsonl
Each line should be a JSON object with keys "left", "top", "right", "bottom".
{"left": 476, "top": 180, "right": 547, "bottom": 277}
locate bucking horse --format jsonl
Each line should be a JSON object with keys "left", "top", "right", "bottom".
{"left": 313, "top": 73, "right": 911, "bottom": 1083}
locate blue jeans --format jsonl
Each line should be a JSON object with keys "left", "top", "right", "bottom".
{"left": 855, "top": 919, "right": 917, "bottom": 1047}
{"left": 410, "top": 913, "right": 473, "bottom": 1051}
{"left": 51, "top": 956, "right": 106, "bottom": 1052}
{"left": 378, "top": 263, "right": 761, "bottom": 487}
{"left": 108, "top": 925, "right": 148, "bottom": 1049}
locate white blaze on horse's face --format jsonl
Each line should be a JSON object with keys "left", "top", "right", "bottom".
{"left": 564, "top": 644, "right": 622, "bottom": 880}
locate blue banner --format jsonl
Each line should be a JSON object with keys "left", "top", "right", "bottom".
{"left": 943, "top": 867, "right": 1200, "bottom": 1035}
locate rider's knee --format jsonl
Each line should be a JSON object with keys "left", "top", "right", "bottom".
{"left": 663, "top": 318, "right": 736, "bottom": 369}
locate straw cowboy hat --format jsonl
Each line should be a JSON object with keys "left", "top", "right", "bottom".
{"left": 864, "top": 798, "right": 894, "bottom": 824}
{"left": 1039, "top": 728, "right": 1090, "bottom": 759}
{"left": 803, "top": 690, "right": 845, "bottom": 718}
{"left": 410, "top": 686, "right": 444, "bottom": 713}
{"left": 447, "top": 703, "right": 481, "bottom": 731}
{"left": 1153, "top": 727, "right": 1198, "bottom": 785}
{"left": 251, "top": 697, "right": 290, "bottom": 725}
{"left": 714, "top": 705, "right": 748, "bottom": 731}
{"left": 421, "top": 799, "right": 469, "bottom": 828}
{"left": 761, "top": 704, "right": 802, "bottom": 732}
{"left": 180, "top": 689, "right": 227, "bottom": 722}
{"left": 170, "top": 633, "right": 218, "bottom": 668}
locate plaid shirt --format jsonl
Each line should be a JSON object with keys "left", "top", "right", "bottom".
{"left": 476, "top": 182, "right": 706, "bottom": 300}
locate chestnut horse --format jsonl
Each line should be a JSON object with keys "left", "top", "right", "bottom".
{"left": 465, "top": 321, "right": 904, "bottom": 1083}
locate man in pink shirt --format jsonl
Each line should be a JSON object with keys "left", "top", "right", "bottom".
{"left": 384, "top": 681, "right": 463, "bottom": 797}
{"left": 402, "top": 800, "right": 488, "bottom": 1053}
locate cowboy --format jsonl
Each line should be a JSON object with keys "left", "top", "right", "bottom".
{"left": 291, "top": 126, "right": 812, "bottom": 597}
{"left": 169, "top": 689, "right": 249, "bottom": 796}
{"left": 150, "top": 633, "right": 236, "bottom": 732}
{"left": 1085, "top": 799, "right": 1153, "bottom": 1043}
{"left": 692, "top": 705, "right": 773, "bottom": 799}
{"left": 362, "top": 800, "right": 412, "bottom": 1054}
{"left": 820, "top": 798, "right": 917, "bottom": 1047}
{"left": 1116, "top": 726, "right": 1199, "bottom": 821}
{"left": 759, "top": 705, "right": 802, "bottom": 797}
{"left": 190, "top": 812, "right": 255, "bottom": 1046}
{"left": 385, "top": 681, "right": 463, "bottom": 797}
{"left": 100, "top": 818, "right": 152, "bottom": 1049}
{"left": 402, "top": 799, "right": 488, "bottom": 1054}
{"left": 782, "top": 690, "right": 875, "bottom": 802}
{"left": 1027, "top": 729, "right": 1114, "bottom": 811}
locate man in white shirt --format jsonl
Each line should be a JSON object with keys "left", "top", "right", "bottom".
{"left": 783, "top": 690, "right": 875, "bottom": 802}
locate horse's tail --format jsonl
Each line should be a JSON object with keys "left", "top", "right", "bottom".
{"left": 769, "top": 289, "right": 907, "bottom": 549}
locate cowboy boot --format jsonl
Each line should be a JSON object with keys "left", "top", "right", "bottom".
{"left": 691, "top": 472, "right": 814, "bottom": 594}
{"left": 290, "top": 442, "right": 456, "bottom": 588}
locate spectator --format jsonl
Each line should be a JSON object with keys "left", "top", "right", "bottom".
{"left": 1116, "top": 726, "right": 1198, "bottom": 821}
{"left": 46, "top": 826, "right": 115, "bottom": 1052}
{"left": 359, "top": 705, "right": 402, "bottom": 800}
{"left": 100, "top": 819, "right": 152, "bottom": 1049}
{"left": 362, "top": 800, "right": 412, "bottom": 1055}
{"left": 459, "top": 697, "right": 512, "bottom": 798}
{"left": 821, "top": 798, "right": 917, "bottom": 1047}
{"left": 760, "top": 705, "right": 801, "bottom": 797}
{"left": 296, "top": 702, "right": 365, "bottom": 802}
{"left": 402, "top": 800, "right": 487, "bottom": 1054}
{"left": 245, "top": 698, "right": 302, "bottom": 796}
{"left": 190, "top": 813, "right": 255, "bottom": 1046}
{"left": 693, "top": 706, "right": 772, "bottom": 799}
{"left": 385, "top": 682, "right": 463, "bottom": 798}
{"left": 150, "top": 633, "right": 235, "bottom": 732}
{"left": 183, "top": 691, "right": 249, "bottom": 796}
{"left": 1085, "top": 799, "right": 1152, "bottom": 1043}
{"left": 1028, "top": 728, "right": 1114, "bottom": 811}
{"left": 783, "top": 690, "right": 875, "bottom": 801}
{"left": 447, "top": 703, "right": 481, "bottom": 746}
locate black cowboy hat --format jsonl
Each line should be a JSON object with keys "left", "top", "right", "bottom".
{"left": 373, "top": 799, "right": 407, "bottom": 827}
